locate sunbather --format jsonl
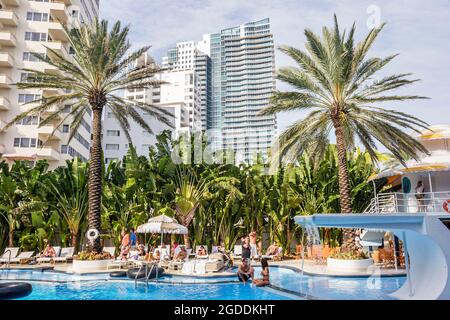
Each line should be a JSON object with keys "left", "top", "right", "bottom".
{"left": 253, "top": 258, "right": 270, "bottom": 287}
{"left": 39, "top": 240, "right": 56, "bottom": 258}
{"left": 145, "top": 249, "right": 160, "bottom": 262}
{"left": 237, "top": 258, "right": 254, "bottom": 284}
{"left": 197, "top": 245, "right": 207, "bottom": 257}
{"left": 174, "top": 246, "right": 187, "bottom": 261}
{"left": 266, "top": 242, "right": 279, "bottom": 256}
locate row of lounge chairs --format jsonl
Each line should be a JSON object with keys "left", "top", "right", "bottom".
{"left": 230, "top": 245, "right": 283, "bottom": 261}
{"left": 0, "top": 247, "right": 74, "bottom": 265}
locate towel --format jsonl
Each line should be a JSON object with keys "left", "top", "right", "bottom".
{"left": 182, "top": 261, "right": 195, "bottom": 275}
{"left": 194, "top": 260, "right": 207, "bottom": 274}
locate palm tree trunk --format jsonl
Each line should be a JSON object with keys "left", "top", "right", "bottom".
{"left": 183, "top": 233, "right": 190, "bottom": 249}
{"left": 334, "top": 118, "right": 356, "bottom": 253}
{"left": 88, "top": 107, "right": 103, "bottom": 253}
{"left": 8, "top": 230, "right": 14, "bottom": 247}
{"left": 71, "top": 232, "right": 77, "bottom": 249}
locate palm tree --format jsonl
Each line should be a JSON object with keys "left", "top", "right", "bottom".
{"left": 260, "top": 15, "right": 429, "bottom": 252}
{"left": 6, "top": 19, "right": 172, "bottom": 253}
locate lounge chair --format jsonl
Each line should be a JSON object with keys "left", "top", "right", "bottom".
{"left": 231, "top": 245, "right": 242, "bottom": 260}
{"left": 0, "top": 247, "right": 19, "bottom": 264}
{"left": 195, "top": 245, "right": 209, "bottom": 259}
{"left": 37, "top": 246, "right": 61, "bottom": 264}
{"left": 262, "top": 247, "right": 283, "bottom": 261}
{"left": 103, "top": 246, "right": 116, "bottom": 258}
{"left": 205, "top": 253, "right": 225, "bottom": 272}
{"left": 211, "top": 246, "right": 219, "bottom": 254}
{"left": 53, "top": 247, "right": 74, "bottom": 263}
{"left": 10, "top": 251, "right": 35, "bottom": 264}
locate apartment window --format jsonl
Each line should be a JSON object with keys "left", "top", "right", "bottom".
{"left": 105, "top": 144, "right": 119, "bottom": 150}
{"left": 106, "top": 130, "right": 120, "bottom": 137}
{"left": 18, "top": 94, "right": 41, "bottom": 104}
{"left": 26, "top": 12, "right": 49, "bottom": 22}
{"left": 25, "top": 32, "right": 47, "bottom": 42}
{"left": 74, "top": 132, "right": 90, "bottom": 149}
{"left": 16, "top": 116, "right": 38, "bottom": 125}
{"left": 20, "top": 73, "right": 35, "bottom": 83}
{"left": 62, "top": 124, "right": 70, "bottom": 133}
{"left": 80, "top": 118, "right": 91, "bottom": 133}
{"left": 61, "top": 145, "right": 68, "bottom": 154}
{"left": 62, "top": 105, "right": 71, "bottom": 113}
{"left": 69, "top": 47, "right": 75, "bottom": 55}
{"left": 13, "top": 138, "right": 38, "bottom": 148}
{"left": 23, "top": 52, "right": 45, "bottom": 62}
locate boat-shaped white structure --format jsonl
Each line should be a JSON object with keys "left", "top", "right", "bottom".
{"left": 295, "top": 125, "right": 450, "bottom": 300}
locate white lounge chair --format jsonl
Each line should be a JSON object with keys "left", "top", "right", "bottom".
{"left": 231, "top": 245, "right": 242, "bottom": 260}
{"left": 195, "top": 245, "right": 209, "bottom": 259}
{"left": 0, "top": 247, "right": 19, "bottom": 264}
{"left": 262, "top": 247, "right": 283, "bottom": 261}
{"left": 103, "top": 246, "right": 116, "bottom": 258}
{"left": 10, "top": 251, "right": 35, "bottom": 264}
{"left": 37, "top": 246, "right": 61, "bottom": 263}
{"left": 53, "top": 247, "right": 74, "bottom": 263}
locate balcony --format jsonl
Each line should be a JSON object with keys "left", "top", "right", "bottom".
{"left": 0, "top": 31, "right": 16, "bottom": 47}
{"left": 38, "top": 125, "right": 62, "bottom": 141}
{"left": 46, "top": 41, "right": 70, "bottom": 60}
{"left": 0, "top": 52, "right": 14, "bottom": 67}
{"left": 44, "top": 64, "right": 63, "bottom": 76}
{"left": 42, "top": 87, "right": 65, "bottom": 97}
{"left": 2, "top": 0, "right": 20, "bottom": 7}
{"left": 48, "top": 22, "right": 69, "bottom": 42}
{"left": 51, "top": 0, "right": 73, "bottom": 5}
{"left": 365, "top": 191, "right": 450, "bottom": 214}
{"left": 0, "top": 96, "right": 10, "bottom": 110}
{"left": 36, "top": 147, "right": 60, "bottom": 161}
{"left": 41, "top": 105, "right": 63, "bottom": 119}
{"left": 50, "top": 3, "right": 69, "bottom": 23}
{"left": 0, "top": 10, "right": 18, "bottom": 26}
{"left": 0, "top": 73, "right": 12, "bottom": 88}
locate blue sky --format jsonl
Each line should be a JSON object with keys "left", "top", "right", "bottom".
{"left": 100, "top": 0, "right": 450, "bottom": 133}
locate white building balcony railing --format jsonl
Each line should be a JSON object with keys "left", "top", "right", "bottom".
{"left": 48, "top": 22, "right": 69, "bottom": 42}
{"left": 364, "top": 191, "right": 450, "bottom": 214}
{"left": 49, "top": 2, "right": 70, "bottom": 23}
{"left": 0, "top": 10, "right": 19, "bottom": 26}
{"left": 0, "top": 73, "right": 12, "bottom": 89}
{"left": 36, "top": 147, "right": 61, "bottom": 161}
{"left": 0, "top": 51, "right": 14, "bottom": 67}
{"left": 38, "top": 125, "right": 62, "bottom": 141}
{"left": 0, "top": 31, "right": 16, "bottom": 47}
{"left": 2, "top": 0, "right": 20, "bottom": 7}
{"left": 0, "top": 96, "right": 10, "bottom": 110}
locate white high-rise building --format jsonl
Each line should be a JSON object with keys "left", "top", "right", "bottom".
{"left": 0, "top": 0, "right": 99, "bottom": 169}
{"left": 102, "top": 53, "right": 202, "bottom": 162}
{"left": 162, "top": 19, "right": 277, "bottom": 163}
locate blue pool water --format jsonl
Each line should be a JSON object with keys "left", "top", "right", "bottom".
{"left": 0, "top": 267, "right": 405, "bottom": 300}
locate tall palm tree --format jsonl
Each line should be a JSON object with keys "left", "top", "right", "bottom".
{"left": 260, "top": 15, "right": 429, "bottom": 252}
{"left": 6, "top": 19, "right": 172, "bottom": 253}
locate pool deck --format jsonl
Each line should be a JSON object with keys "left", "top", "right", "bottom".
{"left": 2, "top": 259, "right": 406, "bottom": 278}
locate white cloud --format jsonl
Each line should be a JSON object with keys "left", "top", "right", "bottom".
{"left": 100, "top": 0, "right": 450, "bottom": 133}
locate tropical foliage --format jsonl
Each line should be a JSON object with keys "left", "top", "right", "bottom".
{"left": 5, "top": 19, "right": 172, "bottom": 253}
{"left": 260, "top": 15, "right": 428, "bottom": 251}
{"left": 0, "top": 132, "right": 385, "bottom": 255}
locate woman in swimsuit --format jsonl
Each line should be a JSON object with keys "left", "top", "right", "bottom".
{"left": 253, "top": 258, "right": 270, "bottom": 287}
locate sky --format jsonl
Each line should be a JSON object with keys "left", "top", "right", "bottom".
{"left": 100, "top": 0, "right": 450, "bottom": 135}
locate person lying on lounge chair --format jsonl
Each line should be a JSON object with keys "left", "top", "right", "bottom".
{"left": 197, "top": 246, "right": 207, "bottom": 257}
{"left": 39, "top": 241, "right": 56, "bottom": 258}
{"left": 265, "top": 242, "right": 279, "bottom": 256}
{"left": 145, "top": 249, "right": 161, "bottom": 262}
{"left": 237, "top": 258, "right": 254, "bottom": 284}
{"left": 174, "top": 246, "right": 187, "bottom": 261}
{"left": 253, "top": 258, "right": 270, "bottom": 287}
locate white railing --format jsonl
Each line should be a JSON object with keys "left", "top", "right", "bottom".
{"left": 364, "top": 191, "right": 450, "bottom": 214}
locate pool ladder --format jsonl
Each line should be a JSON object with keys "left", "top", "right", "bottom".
{"left": 134, "top": 262, "right": 159, "bottom": 287}
{"left": 0, "top": 250, "right": 12, "bottom": 270}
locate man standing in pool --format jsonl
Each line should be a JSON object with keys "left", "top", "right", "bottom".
{"left": 237, "top": 258, "right": 254, "bottom": 284}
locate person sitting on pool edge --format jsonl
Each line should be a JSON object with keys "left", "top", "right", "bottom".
{"left": 237, "top": 258, "right": 254, "bottom": 284}
{"left": 253, "top": 258, "right": 270, "bottom": 287}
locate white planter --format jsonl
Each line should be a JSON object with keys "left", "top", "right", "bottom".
{"left": 327, "top": 257, "right": 374, "bottom": 271}
{"left": 72, "top": 259, "right": 114, "bottom": 272}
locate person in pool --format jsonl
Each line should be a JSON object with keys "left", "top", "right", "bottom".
{"left": 253, "top": 258, "right": 270, "bottom": 287}
{"left": 237, "top": 258, "right": 254, "bottom": 284}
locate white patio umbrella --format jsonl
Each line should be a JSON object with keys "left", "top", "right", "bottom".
{"left": 136, "top": 214, "right": 188, "bottom": 251}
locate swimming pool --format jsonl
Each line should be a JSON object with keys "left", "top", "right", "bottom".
{"left": 0, "top": 267, "right": 405, "bottom": 300}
